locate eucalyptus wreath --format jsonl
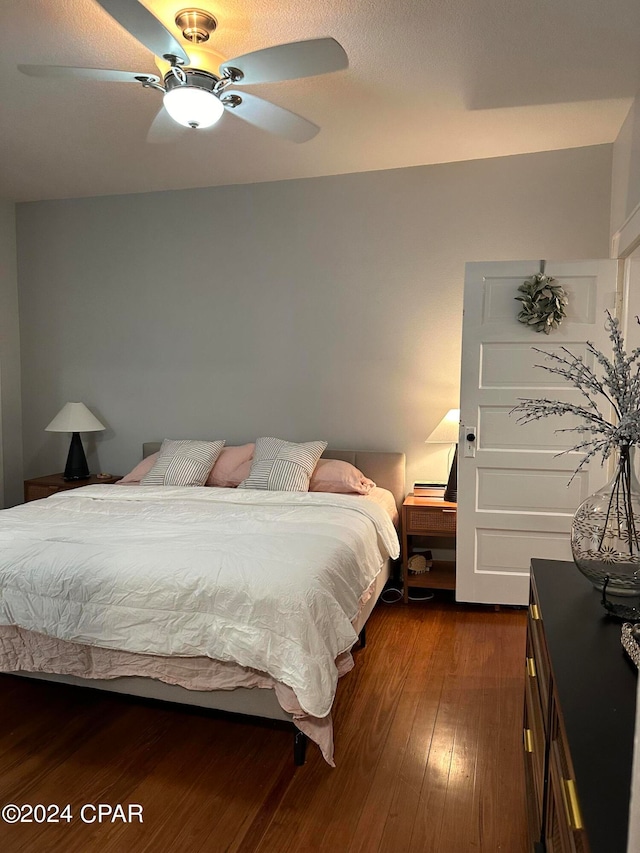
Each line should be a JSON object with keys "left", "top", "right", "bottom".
{"left": 515, "top": 273, "right": 568, "bottom": 334}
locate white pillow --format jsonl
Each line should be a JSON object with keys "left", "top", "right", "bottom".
{"left": 141, "top": 439, "right": 225, "bottom": 486}
{"left": 238, "top": 437, "right": 327, "bottom": 492}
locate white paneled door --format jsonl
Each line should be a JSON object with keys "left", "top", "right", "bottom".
{"left": 457, "top": 260, "right": 620, "bottom": 605}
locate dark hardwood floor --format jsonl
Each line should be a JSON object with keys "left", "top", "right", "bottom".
{"left": 0, "top": 598, "right": 528, "bottom": 852}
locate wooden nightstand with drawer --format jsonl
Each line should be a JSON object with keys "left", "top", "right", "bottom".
{"left": 24, "top": 473, "right": 122, "bottom": 502}
{"left": 401, "top": 495, "right": 457, "bottom": 603}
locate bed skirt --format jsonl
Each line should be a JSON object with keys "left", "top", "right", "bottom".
{"left": 0, "top": 559, "right": 391, "bottom": 765}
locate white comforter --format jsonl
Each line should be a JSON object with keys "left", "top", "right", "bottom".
{"left": 0, "top": 486, "right": 399, "bottom": 717}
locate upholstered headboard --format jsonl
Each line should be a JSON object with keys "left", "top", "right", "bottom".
{"left": 142, "top": 443, "right": 406, "bottom": 513}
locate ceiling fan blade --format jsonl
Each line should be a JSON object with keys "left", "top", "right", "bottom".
{"left": 223, "top": 92, "right": 319, "bottom": 143}
{"left": 220, "top": 37, "right": 347, "bottom": 85}
{"left": 146, "top": 107, "right": 189, "bottom": 144}
{"left": 94, "top": 0, "right": 189, "bottom": 64}
{"left": 18, "top": 64, "right": 160, "bottom": 84}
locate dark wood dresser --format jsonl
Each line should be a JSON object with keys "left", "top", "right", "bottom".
{"left": 525, "top": 559, "right": 637, "bottom": 853}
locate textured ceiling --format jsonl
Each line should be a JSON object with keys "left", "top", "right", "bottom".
{"left": 2, "top": 0, "right": 640, "bottom": 202}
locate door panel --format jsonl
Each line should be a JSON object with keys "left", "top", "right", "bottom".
{"left": 476, "top": 468, "right": 588, "bottom": 514}
{"left": 478, "top": 406, "right": 580, "bottom": 451}
{"left": 457, "top": 259, "right": 619, "bottom": 604}
{"left": 480, "top": 341, "right": 594, "bottom": 388}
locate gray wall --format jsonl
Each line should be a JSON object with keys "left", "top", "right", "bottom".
{"left": 0, "top": 200, "right": 23, "bottom": 507}
{"left": 16, "top": 144, "right": 612, "bottom": 490}
{"left": 611, "top": 97, "right": 640, "bottom": 239}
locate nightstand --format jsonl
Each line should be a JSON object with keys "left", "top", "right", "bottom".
{"left": 401, "top": 495, "right": 457, "bottom": 603}
{"left": 24, "top": 473, "right": 121, "bottom": 503}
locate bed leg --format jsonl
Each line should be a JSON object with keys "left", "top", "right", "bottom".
{"left": 358, "top": 625, "right": 366, "bottom": 648}
{"left": 294, "top": 730, "right": 307, "bottom": 766}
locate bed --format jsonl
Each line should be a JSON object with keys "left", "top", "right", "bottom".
{"left": 0, "top": 446, "right": 404, "bottom": 765}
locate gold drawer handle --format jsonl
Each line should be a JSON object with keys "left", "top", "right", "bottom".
{"left": 526, "top": 656, "right": 537, "bottom": 678}
{"left": 523, "top": 728, "right": 533, "bottom": 753}
{"left": 561, "top": 778, "right": 584, "bottom": 831}
{"left": 530, "top": 603, "right": 541, "bottom": 621}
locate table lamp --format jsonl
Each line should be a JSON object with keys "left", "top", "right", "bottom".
{"left": 45, "top": 402, "right": 105, "bottom": 481}
{"left": 426, "top": 408, "right": 460, "bottom": 503}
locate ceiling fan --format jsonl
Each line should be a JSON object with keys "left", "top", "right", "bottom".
{"left": 18, "top": 0, "right": 348, "bottom": 143}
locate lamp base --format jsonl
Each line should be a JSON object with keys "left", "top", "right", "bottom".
{"left": 63, "top": 432, "right": 90, "bottom": 481}
{"left": 443, "top": 445, "right": 458, "bottom": 504}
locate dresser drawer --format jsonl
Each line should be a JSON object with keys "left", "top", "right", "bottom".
{"left": 405, "top": 507, "right": 456, "bottom": 534}
{"left": 546, "top": 734, "right": 589, "bottom": 853}
{"left": 24, "top": 484, "right": 60, "bottom": 502}
{"left": 524, "top": 649, "right": 546, "bottom": 829}
{"left": 528, "top": 582, "right": 551, "bottom": 727}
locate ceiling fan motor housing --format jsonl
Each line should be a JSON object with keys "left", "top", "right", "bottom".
{"left": 164, "top": 68, "right": 220, "bottom": 93}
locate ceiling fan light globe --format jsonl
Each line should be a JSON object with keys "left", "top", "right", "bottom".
{"left": 163, "top": 86, "right": 224, "bottom": 129}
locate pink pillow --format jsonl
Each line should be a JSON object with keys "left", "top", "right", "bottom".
{"left": 118, "top": 452, "right": 159, "bottom": 484}
{"left": 206, "top": 443, "right": 255, "bottom": 487}
{"left": 309, "top": 459, "right": 376, "bottom": 495}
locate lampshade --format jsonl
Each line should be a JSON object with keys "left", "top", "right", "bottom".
{"left": 45, "top": 402, "right": 105, "bottom": 433}
{"left": 163, "top": 86, "right": 224, "bottom": 129}
{"left": 425, "top": 408, "right": 460, "bottom": 503}
{"left": 426, "top": 409, "right": 460, "bottom": 444}
{"left": 45, "top": 403, "right": 105, "bottom": 481}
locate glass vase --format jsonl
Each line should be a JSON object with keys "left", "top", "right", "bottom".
{"left": 571, "top": 445, "right": 640, "bottom": 619}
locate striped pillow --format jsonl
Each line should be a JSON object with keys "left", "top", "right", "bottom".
{"left": 141, "top": 439, "right": 225, "bottom": 486}
{"left": 238, "top": 437, "right": 327, "bottom": 492}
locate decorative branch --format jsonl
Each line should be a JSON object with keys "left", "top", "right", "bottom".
{"left": 511, "top": 311, "right": 640, "bottom": 468}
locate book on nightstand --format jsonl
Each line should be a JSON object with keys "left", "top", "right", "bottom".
{"left": 413, "top": 482, "right": 446, "bottom": 498}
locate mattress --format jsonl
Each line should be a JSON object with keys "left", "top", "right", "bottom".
{"left": 0, "top": 485, "right": 399, "bottom": 721}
